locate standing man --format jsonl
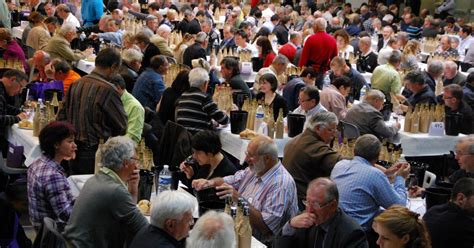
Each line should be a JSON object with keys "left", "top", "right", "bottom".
{"left": 298, "top": 18, "right": 338, "bottom": 89}
{"left": 57, "top": 48, "right": 127, "bottom": 175}
{"left": 133, "top": 55, "right": 168, "bottom": 110}
{"left": 82, "top": 0, "right": 103, "bottom": 27}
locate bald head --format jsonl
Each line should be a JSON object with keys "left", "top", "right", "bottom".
{"left": 186, "top": 211, "right": 235, "bottom": 248}
{"left": 359, "top": 36, "right": 372, "bottom": 53}
{"left": 308, "top": 178, "right": 339, "bottom": 203}
{"left": 313, "top": 17, "right": 328, "bottom": 32}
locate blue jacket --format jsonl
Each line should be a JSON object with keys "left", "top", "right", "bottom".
{"left": 132, "top": 68, "right": 165, "bottom": 110}
{"left": 81, "top": 0, "right": 103, "bottom": 26}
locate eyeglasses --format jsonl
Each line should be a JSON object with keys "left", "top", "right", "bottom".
{"left": 129, "top": 157, "right": 140, "bottom": 163}
{"left": 245, "top": 151, "right": 259, "bottom": 159}
{"left": 13, "top": 79, "right": 27, "bottom": 90}
{"left": 302, "top": 199, "right": 333, "bottom": 209}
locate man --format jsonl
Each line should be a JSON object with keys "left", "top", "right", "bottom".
{"left": 90, "top": 19, "right": 125, "bottom": 46}
{"left": 56, "top": 4, "right": 80, "bottom": 28}
{"left": 283, "top": 112, "right": 342, "bottom": 210}
{"left": 50, "top": 58, "right": 81, "bottom": 93}
{"left": 283, "top": 67, "right": 317, "bottom": 111}
{"left": 438, "top": 35, "right": 459, "bottom": 58}
{"left": 235, "top": 30, "right": 259, "bottom": 58}
{"left": 29, "top": 0, "right": 45, "bottom": 16}
{"left": 57, "top": 48, "right": 127, "bottom": 175}
{"left": 43, "top": 3, "right": 55, "bottom": 16}
{"left": 423, "top": 178, "right": 474, "bottom": 248}
{"left": 443, "top": 61, "right": 467, "bottom": 86}
{"left": 278, "top": 178, "right": 368, "bottom": 248}
{"left": 200, "top": 17, "right": 220, "bottom": 55}
{"left": 193, "top": 136, "right": 298, "bottom": 243}
{"left": 175, "top": 68, "right": 229, "bottom": 134}
{"left": 444, "top": 84, "right": 473, "bottom": 134}
{"left": 141, "top": 15, "right": 159, "bottom": 37}
{"left": 0, "top": 0, "right": 11, "bottom": 30}
{"left": 326, "top": 17, "right": 342, "bottom": 34}
{"left": 423, "top": 60, "right": 444, "bottom": 92}
{"left": 377, "top": 25, "right": 394, "bottom": 52}
{"left": 177, "top": 10, "right": 200, "bottom": 35}
{"left": 371, "top": 50, "right": 403, "bottom": 103}
{"left": 356, "top": 37, "right": 378, "bottom": 73}
{"left": 135, "top": 32, "right": 161, "bottom": 73}
{"left": 401, "top": 70, "right": 437, "bottom": 111}
{"left": 458, "top": 25, "right": 473, "bottom": 58}
{"left": 0, "top": 70, "right": 28, "bottom": 156}
{"left": 220, "top": 25, "right": 237, "bottom": 51}
{"left": 81, "top": 0, "right": 103, "bottom": 27}
{"left": 133, "top": 55, "right": 168, "bottom": 110}
{"left": 464, "top": 72, "right": 474, "bottom": 109}
{"left": 298, "top": 18, "right": 338, "bottom": 89}
{"left": 278, "top": 32, "right": 302, "bottom": 65}
{"left": 220, "top": 57, "right": 250, "bottom": 96}
{"left": 183, "top": 32, "right": 208, "bottom": 68}
{"left": 63, "top": 136, "right": 148, "bottom": 247}
{"left": 345, "top": 90, "right": 400, "bottom": 140}
{"left": 150, "top": 24, "right": 173, "bottom": 57}
{"left": 44, "top": 23, "right": 94, "bottom": 64}
{"left": 448, "top": 135, "right": 474, "bottom": 183}
{"left": 119, "top": 48, "right": 143, "bottom": 93}
{"left": 377, "top": 38, "right": 399, "bottom": 65}
{"left": 273, "top": 16, "right": 290, "bottom": 45}
{"left": 261, "top": 14, "right": 279, "bottom": 33}
{"left": 330, "top": 134, "right": 409, "bottom": 244}
{"left": 293, "top": 86, "right": 327, "bottom": 125}
{"left": 130, "top": 191, "right": 195, "bottom": 248}
{"left": 255, "top": 54, "right": 289, "bottom": 93}
{"left": 186, "top": 210, "right": 235, "bottom": 248}
{"left": 329, "top": 57, "right": 368, "bottom": 103}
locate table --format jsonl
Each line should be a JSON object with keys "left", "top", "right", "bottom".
{"left": 7, "top": 124, "right": 41, "bottom": 167}
{"left": 75, "top": 59, "right": 95, "bottom": 74}
{"left": 408, "top": 197, "right": 426, "bottom": 217}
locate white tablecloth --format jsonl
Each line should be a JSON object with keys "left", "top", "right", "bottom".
{"left": 407, "top": 197, "right": 426, "bottom": 217}
{"left": 7, "top": 124, "right": 41, "bottom": 167}
{"left": 75, "top": 59, "right": 95, "bottom": 74}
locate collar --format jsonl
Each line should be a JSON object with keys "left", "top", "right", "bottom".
{"left": 352, "top": 156, "right": 373, "bottom": 167}
{"left": 149, "top": 225, "right": 183, "bottom": 245}
{"left": 100, "top": 167, "right": 127, "bottom": 188}
{"left": 306, "top": 103, "right": 327, "bottom": 116}
{"left": 41, "top": 154, "right": 67, "bottom": 174}
{"left": 258, "top": 161, "right": 283, "bottom": 183}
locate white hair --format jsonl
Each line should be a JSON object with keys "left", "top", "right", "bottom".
{"left": 157, "top": 24, "right": 171, "bottom": 34}
{"left": 363, "top": 89, "right": 385, "bottom": 105}
{"left": 189, "top": 68, "right": 210, "bottom": 88}
{"left": 59, "top": 22, "right": 76, "bottom": 36}
{"left": 313, "top": 17, "right": 327, "bottom": 31}
{"left": 100, "top": 136, "right": 136, "bottom": 171}
{"left": 122, "top": 48, "right": 143, "bottom": 64}
{"left": 150, "top": 190, "right": 196, "bottom": 229}
{"left": 186, "top": 211, "right": 235, "bottom": 248}
{"left": 307, "top": 112, "right": 338, "bottom": 130}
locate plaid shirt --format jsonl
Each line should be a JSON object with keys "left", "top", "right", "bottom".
{"left": 27, "top": 154, "right": 74, "bottom": 227}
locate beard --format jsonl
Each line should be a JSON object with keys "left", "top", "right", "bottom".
{"left": 250, "top": 157, "right": 266, "bottom": 175}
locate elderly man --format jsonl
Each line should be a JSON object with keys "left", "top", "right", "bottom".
{"left": 56, "top": 4, "right": 80, "bottom": 28}
{"left": 345, "top": 90, "right": 400, "bottom": 140}
{"left": 331, "top": 134, "right": 410, "bottom": 245}
{"left": 219, "top": 25, "right": 237, "bottom": 51}
{"left": 278, "top": 32, "right": 302, "bottom": 64}
{"left": 141, "top": 15, "right": 159, "bottom": 37}
{"left": 63, "top": 136, "right": 147, "bottom": 247}
{"left": 298, "top": 18, "right": 338, "bottom": 89}
{"left": 193, "top": 136, "right": 298, "bottom": 243}
{"left": 438, "top": 35, "right": 459, "bottom": 58}
{"left": 278, "top": 178, "right": 368, "bottom": 248}
{"left": 135, "top": 32, "right": 161, "bottom": 72}
{"left": 329, "top": 57, "right": 368, "bottom": 103}
{"left": 255, "top": 54, "right": 289, "bottom": 93}
{"left": 175, "top": 68, "right": 229, "bottom": 134}
{"left": 120, "top": 48, "right": 143, "bottom": 93}
{"left": 283, "top": 68, "right": 318, "bottom": 111}
{"left": 220, "top": 57, "right": 250, "bottom": 96}
{"left": 151, "top": 24, "right": 173, "bottom": 57}
{"left": 423, "top": 60, "right": 445, "bottom": 91}
{"left": 293, "top": 86, "right": 327, "bottom": 123}
{"left": 183, "top": 32, "right": 208, "bottom": 68}
{"left": 423, "top": 178, "right": 474, "bottom": 248}
{"left": 445, "top": 84, "right": 474, "bottom": 134}
{"left": 401, "top": 70, "right": 437, "bottom": 111}
{"left": 177, "top": 10, "right": 201, "bottom": 35}
{"left": 57, "top": 48, "right": 127, "bottom": 175}
{"left": 200, "top": 17, "right": 220, "bottom": 55}
{"left": 44, "top": 23, "right": 94, "bottom": 64}
{"left": 283, "top": 112, "right": 343, "bottom": 210}
{"left": 133, "top": 55, "right": 168, "bottom": 110}
{"left": 90, "top": 19, "right": 124, "bottom": 46}
{"left": 377, "top": 25, "right": 394, "bottom": 51}
{"left": 130, "top": 191, "right": 195, "bottom": 248}
{"left": 356, "top": 37, "right": 378, "bottom": 73}
{"left": 186, "top": 211, "right": 235, "bottom": 248}
{"left": 443, "top": 61, "right": 467, "bottom": 86}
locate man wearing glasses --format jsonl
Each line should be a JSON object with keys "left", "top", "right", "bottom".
{"left": 448, "top": 135, "right": 474, "bottom": 184}
{"left": 277, "top": 178, "right": 368, "bottom": 248}
{"left": 443, "top": 84, "right": 474, "bottom": 135}
{"left": 0, "top": 69, "right": 28, "bottom": 157}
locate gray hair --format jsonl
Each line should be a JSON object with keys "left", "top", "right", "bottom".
{"left": 354, "top": 134, "right": 381, "bottom": 162}
{"left": 428, "top": 60, "right": 444, "bottom": 77}
{"left": 201, "top": 17, "right": 213, "bottom": 27}
{"left": 313, "top": 17, "right": 327, "bottom": 31}
{"left": 372, "top": 18, "right": 382, "bottom": 26}
{"left": 146, "top": 15, "right": 158, "bottom": 22}
{"left": 186, "top": 211, "right": 235, "bottom": 248}
{"left": 364, "top": 89, "right": 385, "bottom": 105}
{"left": 272, "top": 54, "right": 289, "bottom": 66}
{"left": 458, "top": 134, "right": 474, "bottom": 155}
{"left": 150, "top": 190, "right": 196, "bottom": 229}
{"left": 444, "top": 60, "right": 458, "bottom": 71}
{"left": 157, "top": 24, "right": 171, "bottom": 34}
{"left": 122, "top": 48, "right": 143, "bottom": 64}
{"left": 308, "top": 178, "right": 339, "bottom": 203}
{"left": 195, "top": 31, "right": 208, "bottom": 43}
{"left": 359, "top": 36, "right": 371, "bottom": 46}
{"left": 59, "top": 22, "right": 76, "bottom": 36}
{"left": 307, "top": 112, "right": 338, "bottom": 131}
{"left": 253, "top": 136, "right": 278, "bottom": 162}
{"left": 387, "top": 49, "right": 402, "bottom": 65}
{"left": 189, "top": 67, "right": 209, "bottom": 88}
{"left": 100, "top": 136, "right": 136, "bottom": 171}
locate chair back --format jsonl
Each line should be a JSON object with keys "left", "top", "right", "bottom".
{"left": 340, "top": 121, "right": 361, "bottom": 140}
{"left": 38, "top": 217, "right": 67, "bottom": 248}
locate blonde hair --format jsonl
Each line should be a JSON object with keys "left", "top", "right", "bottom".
{"left": 374, "top": 205, "right": 431, "bottom": 248}
{"left": 403, "top": 40, "right": 420, "bottom": 56}
{"left": 174, "top": 33, "right": 194, "bottom": 52}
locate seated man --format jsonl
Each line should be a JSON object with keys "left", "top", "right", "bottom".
{"left": 130, "top": 190, "right": 195, "bottom": 248}
{"left": 63, "top": 136, "right": 148, "bottom": 247}
{"left": 423, "top": 178, "right": 474, "bottom": 248}
{"left": 278, "top": 178, "right": 368, "bottom": 248}
{"left": 344, "top": 89, "right": 400, "bottom": 140}
{"left": 283, "top": 112, "right": 342, "bottom": 210}
{"left": 235, "top": 29, "right": 259, "bottom": 58}
{"left": 292, "top": 86, "right": 327, "bottom": 124}
{"left": 443, "top": 61, "right": 467, "bottom": 86}
{"left": 186, "top": 210, "right": 235, "bottom": 248}
{"left": 448, "top": 135, "right": 474, "bottom": 184}
{"left": 183, "top": 32, "right": 208, "bottom": 68}
{"left": 44, "top": 23, "right": 94, "bottom": 64}
{"left": 90, "top": 19, "right": 125, "bottom": 46}
{"left": 150, "top": 24, "right": 173, "bottom": 58}
{"left": 356, "top": 36, "right": 378, "bottom": 73}
{"left": 193, "top": 136, "right": 298, "bottom": 243}
{"left": 329, "top": 57, "right": 368, "bottom": 103}
{"left": 283, "top": 67, "right": 317, "bottom": 111}
{"left": 423, "top": 60, "right": 444, "bottom": 92}
{"left": 401, "top": 70, "right": 437, "bottom": 111}
{"left": 330, "top": 134, "right": 409, "bottom": 245}
{"left": 133, "top": 55, "right": 168, "bottom": 110}
{"left": 443, "top": 84, "right": 474, "bottom": 134}
{"left": 49, "top": 58, "right": 81, "bottom": 93}
{"left": 175, "top": 68, "right": 229, "bottom": 134}
{"left": 220, "top": 57, "right": 250, "bottom": 97}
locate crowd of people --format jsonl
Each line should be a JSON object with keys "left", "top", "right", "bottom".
{"left": 1, "top": 0, "right": 474, "bottom": 247}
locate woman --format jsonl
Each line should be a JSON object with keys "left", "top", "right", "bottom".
{"left": 333, "top": 29, "right": 354, "bottom": 60}
{"left": 256, "top": 73, "right": 289, "bottom": 121}
{"left": 401, "top": 40, "right": 420, "bottom": 72}
{"left": 256, "top": 36, "right": 276, "bottom": 68}
{"left": 26, "top": 12, "right": 51, "bottom": 52}
{"left": 27, "top": 122, "right": 77, "bottom": 230}
{"left": 251, "top": 26, "right": 270, "bottom": 45}
{"left": 179, "top": 130, "right": 237, "bottom": 189}
{"left": 0, "top": 28, "right": 28, "bottom": 72}
{"left": 157, "top": 69, "right": 190, "bottom": 124}
{"left": 174, "top": 33, "right": 195, "bottom": 65}
{"left": 320, "top": 76, "right": 352, "bottom": 120}
{"left": 373, "top": 205, "right": 431, "bottom": 248}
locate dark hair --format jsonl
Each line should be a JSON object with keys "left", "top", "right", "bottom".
{"left": 171, "top": 69, "right": 190, "bottom": 93}
{"left": 52, "top": 59, "right": 71, "bottom": 73}
{"left": 39, "top": 121, "right": 76, "bottom": 158}
{"left": 134, "top": 32, "right": 151, "bottom": 45}
{"left": 44, "top": 16, "right": 59, "bottom": 25}
{"left": 191, "top": 130, "right": 221, "bottom": 155}
{"left": 300, "top": 67, "right": 317, "bottom": 78}
{"left": 451, "top": 178, "right": 474, "bottom": 200}
{"left": 333, "top": 29, "right": 350, "bottom": 44}
{"left": 467, "top": 71, "right": 474, "bottom": 85}
{"left": 358, "top": 31, "right": 370, "bottom": 38}
{"left": 260, "top": 73, "right": 278, "bottom": 92}
{"left": 301, "top": 86, "right": 320, "bottom": 103}
{"left": 220, "top": 57, "right": 240, "bottom": 76}
{"left": 270, "top": 14, "right": 279, "bottom": 22}
{"left": 444, "top": 84, "right": 463, "bottom": 100}
{"left": 95, "top": 48, "right": 122, "bottom": 69}
{"left": 150, "top": 55, "right": 167, "bottom": 70}
{"left": 239, "top": 21, "right": 251, "bottom": 30}
{"left": 235, "top": 29, "right": 248, "bottom": 40}
{"left": 404, "top": 70, "right": 425, "bottom": 85}
{"left": 331, "top": 76, "right": 352, "bottom": 89}
{"left": 461, "top": 25, "right": 472, "bottom": 35}
{"left": 254, "top": 9, "right": 262, "bottom": 19}
{"left": 196, "top": 10, "right": 206, "bottom": 17}
{"left": 3, "top": 69, "right": 28, "bottom": 82}
{"left": 256, "top": 36, "right": 274, "bottom": 58}
{"left": 110, "top": 74, "right": 126, "bottom": 89}
{"left": 280, "top": 16, "right": 290, "bottom": 25}
{"left": 252, "top": 27, "right": 270, "bottom": 43}
{"left": 148, "top": 2, "right": 160, "bottom": 11}
{"left": 28, "top": 12, "right": 45, "bottom": 24}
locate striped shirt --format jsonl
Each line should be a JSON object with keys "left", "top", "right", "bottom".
{"left": 175, "top": 87, "right": 229, "bottom": 133}
{"left": 224, "top": 162, "right": 299, "bottom": 242}
{"left": 57, "top": 71, "right": 127, "bottom": 146}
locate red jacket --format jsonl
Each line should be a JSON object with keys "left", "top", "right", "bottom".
{"left": 278, "top": 43, "right": 297, "bottom": 63}
{"left": 263, "top": 52, "right": 276, "bottom": 68}
{"left": 298, "top": 32, "right": 338, "bottom": 73}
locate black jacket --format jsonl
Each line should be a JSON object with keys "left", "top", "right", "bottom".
{"left": 273, "top": 23, "right": 289, "bottom": 45}
{"left": 406, "top": 85, "right": 437, "bottom": 106}
{"left": 182, "top": 43, "right": 206, "bottom": 68}
{"left": 140, "top": 43, "right": 161, "bottom": 73}
{"left": 256, "top": 92, "right": 289, "bottom": 121}
{"left": 356, "top": 52, "right": 378, "bottom": 73}
{"left": 130, "top": 225, "right": 184, "bottom": 248}
{"left": 445, "top": 100, "right": 474, "bottom": 134}
{"left": 0, "top": 83, "right": 21, "bottom": 155}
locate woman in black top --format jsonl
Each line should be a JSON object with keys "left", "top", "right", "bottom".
{"left": 256, "top": 73, "right": 289, "bottom": 121}
{"left": 179, "top": 130, "right": 237, "bottom": 190}
{"left": 157, "top": 69, "right": 190, "bottom": 124}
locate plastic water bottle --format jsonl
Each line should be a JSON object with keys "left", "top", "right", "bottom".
{"left": 157, "top": 165, "right": 172, "bottom": 194}
{"left": 360, "top": 85, "right": 368, "bottom": 101}
{"left": 254, "top": 105, "right": 264, "bottom": 133}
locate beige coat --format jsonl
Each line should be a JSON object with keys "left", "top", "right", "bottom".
{"left": 26, "top": 25, "right": 51, "bottom": 51}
